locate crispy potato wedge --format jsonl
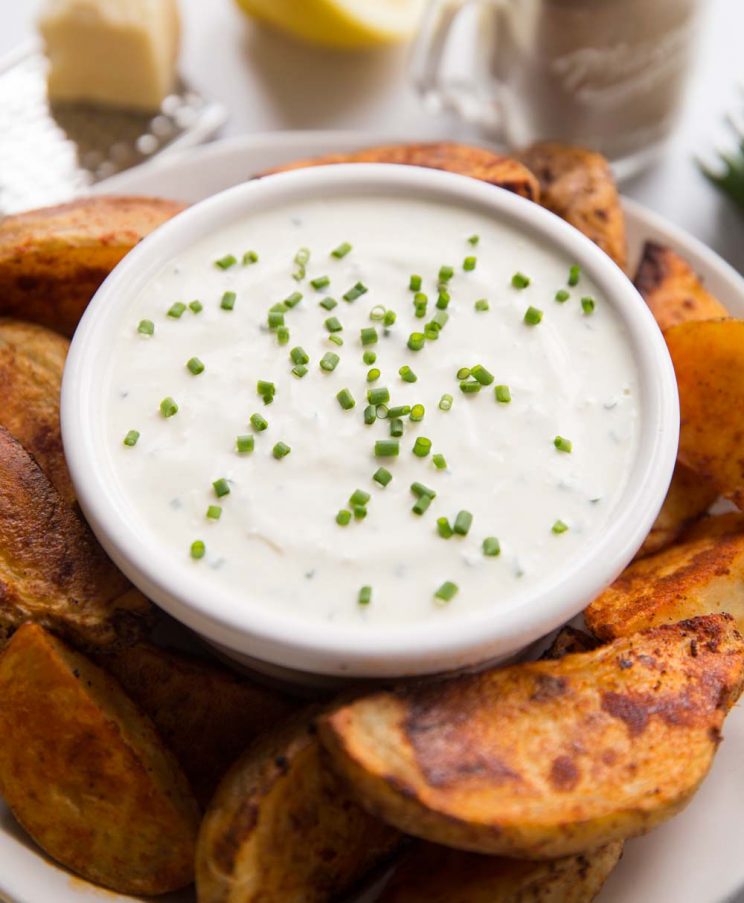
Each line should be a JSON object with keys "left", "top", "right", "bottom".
{"left": 0, "top": 195, "right": 184, "bottom": 336}
{"left": 682, "top": 511, "right": 744, "bottom": 542}
{"left": 666, "top": 318, "right": 744, "bottom": 508}
{"left": 196, "top": 709, "right": 402, "bottom": 902}
{"left": 0, "top": 426, "right": 153, "bottom": 649}
{"left": 517, "top": 143, "right": 627, "bottom": 268}
{"left": 0, "top": 318, "right": 73, "bottom": 503}
{"left": 264, "top": 141, "right": 541, "bottom": 201}
{"left": 380, "top": 840, "right": 623, "bottom": 903}
{"left": 98, "top": 642, "right": 297, "bottom": 805}
{"left": 586, "top": 518, "right": 744, "bottom": 640}
{"left": 633, "top": 241, "right": 729, "bottom": 333}
{"left": 320, "top": 615, "right": 744, "bottom": 859}
{"left": 0, "top": 623, "right": 200, "bottom": 894}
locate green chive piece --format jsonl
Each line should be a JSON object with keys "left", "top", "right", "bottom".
{"left": 459, "top": 380, "right": 481, "bottom": 394}
{"left": 331, "top": 241, "right": 352, "bottom": 259}
{"left": 399, "top": 365, "right": 417, "bottom": 383}
{"left": 250, "top": 413, "right": 268, "bottom": 432}
{"left": 291, "top": 365, "right": 308, "bottom": 378}
{"left": 320, "top": 352, "right": 340, "bottom": 372}
{"left": 437, "top": 517, "right": 453, "bottom": 538}
{"left": 439, "top": 394, "right": 453, "bottom": 412}
{"left": 160, "top": 397, "right": 178, "bottom": 418}
{"left": 408, "top": 332, "right": 425, "bottom": 351}
{"left": 272, "top": 441, "right": 291, "bottom": 459}
{"left": 581, "top": 296, "right": 596, "bottom": 314}
{"left": 206, "top": 505, "right": 222, "bottom": 520}
{"left": 293, "top": 247, "right": 310, "bottom": 281}
{"left": 343, "top": 282, "right": 368, "bottom": 302}
{"left": 311, "top": 275, "right": 330, "bottom": 290}
{"left": 436, "top": 290, "right": 450, "bottom": 310}
{"left": 463, "top": 256, "right": 477, "bottom": 271}
{"left": 325, "top": 316, "right": 343, "bottom": 333}
{"left": 328, "top": 334, "right": 343, "bottom": 347}
{"left": 376, "top": 404, "right": 390, "bottom": 421}
{"left": 375, "top": 440, "right": 399, "bottom": 457}
{"left": 483, "top": 536, "right": 501, "bottom": 556}
{"left": 413, "top": 437, "right": 432, "bottom": 457}
{"left": 454, "top": 510, "right": 473, "bottom": 535}
{"left": 411, "top": 482, "right": 436, "bottom": 498}
{"left": 468, "top": 234, "right": 480, "bottom": 246}
{"left": 167, "top": 302, "right": 186, "bottom": 318}
{"left": 495, "top": 384, "right": 512, "bottom": 403}
{"left": 242, "top": 250, "right": 258, "bottom": 265}
{"left": 221, "top": 291, "right": 236, "bottom": 311}
{"left": 267, "top": 310, "right": 284, "bottom": 330}
{"left": 320, "top": 297, "right": 337, "bottom": 311}
{"left": 390, "top": 418, "right": 404, "bottom": 437}
{"left": 367, "top": 387, "right": 390, "bottom": 406}
{"left": 475, "top": 299, "right": 489, "bottom": 312}
{"left": 367, "top": 368, "right": 381, "bottom": 382}
{"left": 412, "top": 494, "right": 433, "bottom": 515}
{"left": 409, "top": 274, "right": 423, "bottom": 291}
{"left": 512, "top": 272, "right": 530, "bottom": 289}
{"left": 524, "top": 306, "right": 543, "bottom": 325}
{"left": 387, "top": 405, "right": 411, "bottom": 419}
{"left": 336, "top": 509, "right": 351, "bottom": 525}
{"left": 236, "top": 435, "right": 255, "bottom": 454}
{"left": 190, "top": 540, "right": 206, "bottom": 560}
{"left": 555, "top": 289, "right": 570, "bottom": 303}
{"left": 363, "top": 350, "right": 377, "bottom": 365}
{"left": 552, "top": 519, "right": 569, "bottom": 534}
{"left": 410, "top": 404, "right": 425, "bottom": 422}
{"left": 215, "top": 254, "right": 237, "bottom": 270}
{"left": 358, "top": 585, "right": 372, "bottom": 606}
{"left": 353, "top": 505, "right": 367, "bottom": 520}
{"left": 137, "top": 319, "right": 154, "bottom": 335}
{"left": 284, "top": 291, "right": 303, "bottom": 308}
{"left": 123, "top": 430, "right": 140, "bottom": 447}
{"left": 434, "top": 581, "right": 458, "bottom": 603}
{"left": 189, "top": 300, "right": 203, "bottom": 314}
{"left": 364, "top": 405, "right": 377, "bottom": 425}
{"left": 383, "top": 309, "right": 397, "bottom": 327}
{"left": 277, "top": 322, "right": 290, "bottom": 342}
{"left": 349, "top": 489, "right": 371, "bottom": 507}
{"left": 433, "top": 453, "right": 447, "bottom": 470}
{"left": 471, "top": 364, "right": 494, "bottom": 386}
{"left": 270, "top": 302, "right": 288, "bottom": 314}
{"left": 568, "top": 264, "right": 581, "bottom": 286}
{"left": 554, "top": 435, "right": 573, "bottom": 453}
{"left": 432, "top": 311, "right": 449, "bottom": 330}
{"left": 456, "top": 367, "right": 471, "bottom": 380}
{"left": 186, "top": 356, "right": 205, "bottom": 375}
{"left": 360, "top": 326, "right": 378, "bottom": 346}
{"left": 369, "top": 305, "right": 386, "bottom": 322}
{"left": 257, "top": 380, "right": 276, "bottom": 403}
{"left": 290, "top": 346, "right": 309, "bottom": 366}
{"left": 424, "top": 323, "right": 439, "bottom": 341}
{"left": 373, "top": 467, "right": 392, "bottom": 487}
{"left": 213, "top": 478, "right": 230, "bottom": 497}
{"left": 439, "top": 265, "right": 454, "bottom": 283}
{"left": 337, "top": 388, "right": 356, "bottom": 411}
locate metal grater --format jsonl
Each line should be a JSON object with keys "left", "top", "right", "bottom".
{"left": 0, "top": 40, "right": 227, "bottom": 215}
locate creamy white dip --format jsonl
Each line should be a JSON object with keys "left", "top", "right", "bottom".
{"left": 105, "top": 193, "right": 639, "bottom": 625}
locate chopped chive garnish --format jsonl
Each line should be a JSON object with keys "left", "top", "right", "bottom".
{"left": 189, "top": 300, "right": 203, "bottom": 313}
{"left": 483, "top": 537, "right": 501, "bottom": 556}
{"left": 376, "top": 403, "right": 390, "bottom": 420}
{"left": 349, "top": 489, "right": 371, "bottom": 507}
{"left": 358, "top": 586, "right": 372, "bottom": 606}
{"left": 271, "top": 302, "right": 288, "bottom": 314}
{"left": 160, "top": 397, "right": 178, "bottom": 417}
{"left": 555, "top": 289, "right": 570, "bottom": 303}
{"left": 167, "top": 302, "right": 186, "bottom": 318}
{"left": 343, "top": 282, "right": 368, "bottom": 302}
{"left": 367, "top": 387, "right": 390, "bottom": 406}
{"left": 411, "top": 482, "right": 436, "bottom": 499}
{"left": 410, "top": 404, "right": 425, "bottom": 422}
{"left": 325, "top": 316, "right": 343, "bottom": 333}
{"left": 412, "top": 494, "right": 433, "bottom": 515}
{"left": 474, "top": 299, "right": 489, "bottom": 312}
{"left": 360, "top": 326, "right": 378, "bottom": 346}
{"left": 123, "top": 430, "right": 140, "bottom": 447}
{"left": 213, "top": 478, "right": 230, "bottom": 497}
{"left": 290, "top": 346, "right": 309, "bottom": 366}
{"left": 459, "top": 380, "right": 481, "bottom": 394}
{"left": 363, "top": 350, "right": 377, "bottom": 365}
{"left": 367, "top": 368, "right": 381, "bottom": 382}
{"left": 250, "top": 413, "right": 268, "bottom": 432}
{"left": 581, "top": 296, "right": 596, "bottom": 314}
{"left": 463, "top": 256, "right": 477, "bottom": 271}
{"left": 243, "top": 250, "right": 258, "bottom": 265}
{"left": 370, "top": 305, "right": 386, "bottom": 321}
{"left": 424, "top": 323, "right": 439, "bottom": 341}
{"left": 456, "top": 367, "right": 471, "bottom": 380}
{"left": 190, "top": 540, "right": 206, "bottom": 560}
{"left": 276, "top": 326, "right": 289, "bottom": 344}
{"left": 336, "top": 509, "right": 351, "bottom": 525}
{"left": 435, "top": 581, "right": 458, "bottom": 603}
{"left": 293, "top": 247, "right": 310, "bottom": 281}
{"left": 215, "top": 254, "right": 237, "bottom": 270}
{"left": 554, "top": 435, "right": 573, "bottom": 453}
{"left": 137, "top": 319, "right": 154, "bottom": 335}
{"left": 494, "top": 384, "right": 512, "bottom": 403}
{"left": 390, "top": 418, "right": 404, "bottom": 437}
{"left": 568, "top": 264, "right": 581, "bottom": 286}
{"left": 221, "top": 291, "right": 236, "bottom": 311}
{"left": 383, "top": 309, "right": 397, "bottom": 327}
{"left": 512, "top": 272, "right": 530, "bottom": 289}
{"left": 257, "top": 380, "right": 276, "bottom": 403}
{"left": 439, "top": 265, "right": 454, "bottom": 283}
{"left": 409, "top": 274, "right": 422, "bottom": 291}
{"left": 373, "top": 467, "right": 392, "bottom": 487}
{"left": 268, "top": 310, "right": 284, "bottom": 330}
{"left": 272, "top": 441, "right": 291, "bottom": 459}
{"left": 413, "top": 436, "right": 432, "bottom": 457}
{"left": 439, "top": 394, "right": 453, "bottom": 411}
{"left": 524, "top": 306, "right": 543, "bottom": 325}
{"left": 331, "top": 241, "right": 352, "bottom": 259}
{"left": 285, "top": 291, "right": 303, "bottom": 308}
{"left": 471, "top": 364, "right": 494, "bottom": 386}
{"left": 364, "top": 405, "right": 377, "bottom": 425}
{"left": 206, "top": 505, "right": 222, "bottom": 520}
{"left": 375, "top": 439, "right": 399, "bottom": 457}
{"left": 337, "top": 388, "right": 356, "bottom": 410}
{"left": 454, "top": 510, "right": 473, "bottom": 535}
{"left": 320, "top": 352, "right": 340, "bottom": 372}
{"left": 433, "top": 453, "right": 447, "bottom": 470}
{"left": 328, "top": 334, "right": 343, "bottom": 346}
{"left": 319, "top": 296, "right": 337, "bottom": 311}
{"left": 436, "top": 291, "right": 450, "bottom": 310}
{"left": 468, "top": 234, "right": 480, "bottom": 246}
{"left": 353, "top": 505, "right": 367, "bottom": 520}
{"left": 408, "top": 332, "right": 425, "bottom": 351}
{"left": 311, "top": 275, "right": 330, "bottom": 290}
{"left": 437, "top": 517, "right": 453, "bottom": 538}
{"left": 186, "top": 357, "right": 205, "bottom": 375}
{"left": 291, "top": 364, "right": 308, "bottom": 378}
{"left": 399, "top": 365, "right": 417, "bottom": 383}
{"left": 388, "top": 404, "right": 410, "bottom": 419}
{"left": 236, "top": 435, "right": 254, "bottom": 454}
{"left": 414, "top": 294, "right": 428, "bottom": 318}
{"left": 552, "top": 519, "right": 569, "bottom": 534}
{"left": 432, "top": 311, "right": 449, "bottom": 330}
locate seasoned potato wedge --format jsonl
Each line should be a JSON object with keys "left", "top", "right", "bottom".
{"left": 320, "top": 616, "right": 744, "bottom": 859}
{"left": 586, "top": 518, "right": 744, "bottom": 640}
{"left": 0, "top": 195, "right": 184, "bottom": 336}
{"left": 0, "top": 318, "right": 73, "bottom": 503}
{"left": 380, "top": 840, "right": 623, "bottom": 903}
{"left": 264, "top": 141, "right": 540, "bottom": 201}
{"left": 0, "top": 426, "right": 152, "bottom": 649}
{"left": 682, "top": 511, "right": 744, "bottom": 542}
{"left": 666, "top": 318, "right": 744, "bottom": 508}
{"left": 517, "top": 143, "right": 627, "bottom": 268}
{"left": 98, "top": 642, "right": 297, "bottom": 805}
{"left": 0, "top": 624, "right": 200, "bottom": 894}
{"left": 196, "top": 710, "right": 401, "bottom": 902}
{"left": 634, "top": 241, "right": 729, "bottom": 333}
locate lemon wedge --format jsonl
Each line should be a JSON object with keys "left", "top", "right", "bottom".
{"left": 234, "top": 0, "right": 426, "bottom": 49}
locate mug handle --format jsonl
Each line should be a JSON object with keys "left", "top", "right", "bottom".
{"left": 409, "top": 0, "right": 505, "bottom": 139}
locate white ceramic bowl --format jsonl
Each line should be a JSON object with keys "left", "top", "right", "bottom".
{"left": 62, "top": 164, "right": 679, "bottom": 681}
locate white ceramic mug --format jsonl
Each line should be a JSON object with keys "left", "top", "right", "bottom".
{"left": 411, "top": 0, "right": 703, "bottom": 176}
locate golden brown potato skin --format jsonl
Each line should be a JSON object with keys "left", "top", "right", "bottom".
{"left": 633, "top": 241, "right": 729, "bottom": 334}
{"left": 0, "top": 426, "right": 152, "bottom": 650}
{"left": 380, "top": 841, "right": 623, "bottom": 903}
{"left": 517, "top": 143, "right": 627, "bottom": 268}
{"left": 320, "top": 616, "right": 744, "bottom": 859}
{"left": 586, "top": 519, "right": 744, "bottom": 640}
{"left": 196, "top": 709, "right": 401, "bottom": 903}
{"left": 0, "top": 195, "right": 184, "bottom": 336}
{"left": 0, "top": 318, "right": 73, "bottom": 503}
{"left": 98, "top": 642, "right": 297, "bottom": 806}
{"left": 264, "top": 141, "right": 541, "bottom": 202}
{"left": 0, "top": 624, "right": 200, "bottom": 895}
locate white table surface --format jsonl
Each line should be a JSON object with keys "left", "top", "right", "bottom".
{"left": 2, "top": 0, "right": 742, "bottom": 269}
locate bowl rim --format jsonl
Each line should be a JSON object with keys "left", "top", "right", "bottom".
{"left": 61, "top": 163, "right": 679, "bottom": 677}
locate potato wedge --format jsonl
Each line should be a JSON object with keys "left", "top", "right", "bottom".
{"left": 320, "top": 615, "right": 744, "bottom": 859}
{"left": 380, "top": 840, "right": 623, "bottom": 903}
{"left": 633, "top": 241, "right": 729, "bottom": 333}
{"left": 263, "top": 141, "right": 540, "bottom": 201}
{"left": 586, "top": 517, "right": 744, "bottom": 640}
{"left": 98, "top": 642, "right": 297, "bottom": 805}
{"left": 666, "top": 318, "right": 744, "bottom": 508}
{"left": 0, "top": 425, "right": 153, "bottom": 649}
{"left": 682, "top": 511, "right": 744, "bottom": 542}
{"left": 0, "top": 195, "right": 184, "bottom": 336}
{"left": 517, "top": 143, "right": 627, "bottom": 268}
{"left": 0, "top": 318, "right": 73, "bottom": 503}
{"left": 196, "top": 709, "right": 402, "bottom": 902}
{"left": 0, "top": 623, "right": 200, "bottom": 894}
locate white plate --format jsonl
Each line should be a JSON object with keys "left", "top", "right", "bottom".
{"left": 2, "top": 131, "right": 743, "bottom": 903}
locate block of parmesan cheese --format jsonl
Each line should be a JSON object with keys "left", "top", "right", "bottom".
{"left": 38, "top": 0, "right": 181, "bottom": 112}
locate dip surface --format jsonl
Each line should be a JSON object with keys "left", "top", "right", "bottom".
{"left": 105, "top": 193, "right": 640, "bottom": 625}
